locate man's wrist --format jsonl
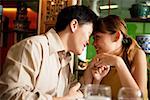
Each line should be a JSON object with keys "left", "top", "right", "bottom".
{"left": 53, "top": 96, "right": 67, "bottom": 100}
{"left": 92, "top": 78, "right": 102, "bottom": 84}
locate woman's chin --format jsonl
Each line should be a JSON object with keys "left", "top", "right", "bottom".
{"left": 96, "top": 51, "right": 105, "bottom": 54}
{"left": 96, "top": 50, "right": 102, "bottom": 54}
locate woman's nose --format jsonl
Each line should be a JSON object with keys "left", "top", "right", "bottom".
{"left": 93, "top": 40, "right": 96, "bottom": 46}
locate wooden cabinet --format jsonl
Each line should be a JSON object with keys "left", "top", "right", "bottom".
{"left": 39, "top": 0, "right": 81, "bottom": 34}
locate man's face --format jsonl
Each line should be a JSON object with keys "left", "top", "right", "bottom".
{"left": 70, "top": 23, "right": 93, "bottom": 55}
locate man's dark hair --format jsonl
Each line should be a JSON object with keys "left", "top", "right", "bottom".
{"left": 55, "top": 5, "right": 97, "bottom": 33}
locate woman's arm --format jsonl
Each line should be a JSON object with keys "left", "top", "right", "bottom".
{"left": 114, "top": 49, "right": 147, "bottom": 99}
{"left": 130, "top": 49, "right": 147, "bottom": 98}
{"left": 94, "top": 52, "right": 141, "bottom": 89}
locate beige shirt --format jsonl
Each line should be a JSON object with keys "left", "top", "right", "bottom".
{"left": 0, "top": 29, "right": 75, "bottom": 100}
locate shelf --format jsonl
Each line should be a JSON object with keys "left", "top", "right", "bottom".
{"left": 125, "top": 18, "right": 150, "bottom": 22}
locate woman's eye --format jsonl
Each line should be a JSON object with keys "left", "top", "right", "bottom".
{"left": 95, "top": 36, "right": 100, "bottom": 39}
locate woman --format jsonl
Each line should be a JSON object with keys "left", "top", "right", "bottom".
{"left": 82, "top": 15, "right": 148, "bottom": 99}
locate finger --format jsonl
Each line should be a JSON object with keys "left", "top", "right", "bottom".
{"left": 71, "top": 82, "right": 81, "bottom": 92}
{"left": 95, "top": 53, "right": 103, "bottom": 58}
{"left": 103, "top": 65, "right": 108, "bottom": 69}
{"left": 98, "top": 68, "right": 102, "bottom": 73}
{"left": 96, "top": 58, "right": 100, "bottom": 62}
{"left": 104, "top": 65, "right": 110, "bottom": 69}
{"left": 92, "top": 65, "right": 98, "bottom": 70}
{"left": 101, "top": 66, "right": 104, "bottom": 71}
{"left": 96, "top": 59, "right": 108, "bottom": 66}
{"left": 97, "top": 67, "right": 103, "bottom": 73}
{"left": 94, "top": 61, "right": 103, "bottom": 67}
{"left": 92, "top": 70, "right": 101, "bottom": 80}
{"left": 92, "top": 69, "right": 99, "bottom": 75}
{"left": 77, "top": 90, "right": 84, "bottom": 96}
{"left": 88, "top": 61, "right": 97, "bottom": 69}
{"left": 104, "top": 65, "right": 108, "bottom": 69}
{"left": 75, "top": 90, "right": 84, "bottom": 99}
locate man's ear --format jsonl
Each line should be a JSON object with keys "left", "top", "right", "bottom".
{"left": 70, "top": 19, "right": 78, "bottom": 33}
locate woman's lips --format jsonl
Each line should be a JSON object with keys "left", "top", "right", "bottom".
{"left": 95, "top": 48, "right": 102, "bottom": 53}
{"left": 95, "top": 47, "right": 100, "bottom": 51}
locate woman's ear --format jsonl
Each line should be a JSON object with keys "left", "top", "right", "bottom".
{"left": 70, "top": 19, "right": 78, "bottom": 33}
{"left": 114, "top": 31, "right": 121, "bottom": 41}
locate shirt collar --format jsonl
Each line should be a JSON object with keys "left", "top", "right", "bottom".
{"left": 45, "top": 28, "right": 73, "bottom": 73}
{"left": 45, "top": 28, "right": 65, "bottom": 55}
{"left": 58, "top": 51, "right": 73, "bottom": 73}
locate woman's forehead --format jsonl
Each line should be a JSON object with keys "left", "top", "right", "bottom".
{"left": 93, "top": 32, "right": 105, "bottom": 35}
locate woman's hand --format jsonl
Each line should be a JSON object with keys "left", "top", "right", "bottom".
{"left": 91, "top": 65, "right": 110, "bottom": 84}
{"left": 82, "top": 58, "right": 98, "bottom": 84}
{"left": 94, "top": 53, "right": 121, "bottom": 67}
{"left": 83, "top": 56, "right": 111, "bottom": 84}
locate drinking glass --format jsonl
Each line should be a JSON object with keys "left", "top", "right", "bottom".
{"left": 118, "top": 87, "right": 143, "bottom": 100}
{"left": 84, "top": 84, "right": 111, "bottom": 100}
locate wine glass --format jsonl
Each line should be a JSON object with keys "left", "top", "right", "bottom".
{"left": 118, "top": 87, "right": 143, "bottom": 100}
{"left": 84, "top": 84, "right": 111, "bottom": 100}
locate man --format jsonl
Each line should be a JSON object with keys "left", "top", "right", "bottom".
{"left": 0, "top": 5, "right": 97, "bottom": 100}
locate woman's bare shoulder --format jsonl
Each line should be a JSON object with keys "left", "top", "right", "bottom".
{"left": 134, "top": 48, "right": 146, "bottom": 58}
{"left": 132, "top": 48, "right": 147, "bottom": 68}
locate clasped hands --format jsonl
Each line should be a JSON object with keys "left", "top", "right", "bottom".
{"left": 83, "top": 53, "right": 120, "bottom": 84}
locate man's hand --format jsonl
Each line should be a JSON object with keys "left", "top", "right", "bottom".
{"left": 65, "top": 82, "right": 83, "bottom": 100}
{"left": 92, "top": 65, "right": 110, "bottom": 84}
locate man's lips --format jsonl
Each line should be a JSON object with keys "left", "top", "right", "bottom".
{"left": 82, "top": 43, "right": 86, "bottom": 51}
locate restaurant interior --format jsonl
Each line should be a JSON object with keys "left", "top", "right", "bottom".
{"left": 0, "top": 0, "right": 150, "bottom": 99}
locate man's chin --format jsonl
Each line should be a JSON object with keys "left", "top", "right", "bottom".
{"left": 76, "top": 52, "right": 82, "bottom": 55}
{"left": 70, "top": 50, "right": 81, "bottom": 55}
{"left": 76, "top": 50, "right": 83, "bottom": 55}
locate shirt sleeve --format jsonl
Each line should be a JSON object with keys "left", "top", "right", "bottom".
{"left": 0, "top": 39, "right": 52, "bottom": 100}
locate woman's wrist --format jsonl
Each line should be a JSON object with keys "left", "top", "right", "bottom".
{"left": 115, "top": 57, "right": 125, "bottom": 69}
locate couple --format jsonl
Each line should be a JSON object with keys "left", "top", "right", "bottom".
{"left": 0, "top": 5, "right": 147, "bottom": 100}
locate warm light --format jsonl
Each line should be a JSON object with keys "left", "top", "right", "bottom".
{"left": 3, "top": 8, "right": 32, "bottom": 12}
{"left": 51, "top": 2, "right": 55, "bottom": 5}
{"left": 100, "top": 4, "right": 119, "bottom": 10}
{"left": 3, "top": 8, "right": 17, "bottom": 12}
{"left": 61, "top": 1, "right": 64, "bottom": 5}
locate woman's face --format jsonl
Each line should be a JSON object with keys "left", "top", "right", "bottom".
{"left": 70, "top": 23, "right": 93, "bottom": 55}
{"left": 93, "top": 32, "right": 116, "bottom": 54}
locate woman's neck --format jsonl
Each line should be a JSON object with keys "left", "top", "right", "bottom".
{"left": 113, "top": 45, "right": 123, "bottom": 56}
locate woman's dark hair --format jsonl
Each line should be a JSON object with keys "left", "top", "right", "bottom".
{"left": 55, "top": 5, "right": 98, "bottom": 33}
{"left": 93, "top": 15, "right": 141, "bottom": 70}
